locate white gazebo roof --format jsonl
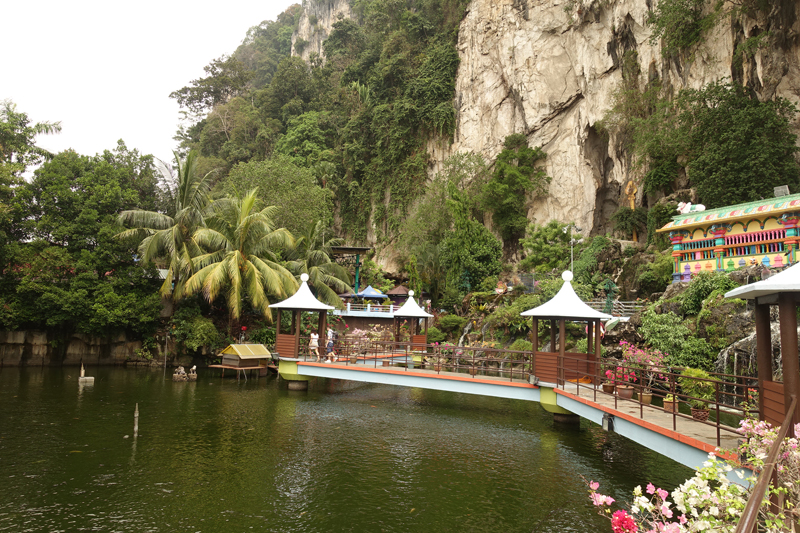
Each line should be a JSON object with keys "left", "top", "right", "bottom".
{"left": 268, "top": 273, "right": 335, "bottom": 311}
{"left": 520, "top": 272, "right": 613, "bottom": 321}
{"left": 393, "top": 291, "right": 433, "bottom": 318}
{"left": 725, "top": 261, "right": 800, "bottom": 300}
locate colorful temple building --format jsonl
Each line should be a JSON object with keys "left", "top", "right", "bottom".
{"left": 657, "top": 193, "right": 800, "bottom": 283}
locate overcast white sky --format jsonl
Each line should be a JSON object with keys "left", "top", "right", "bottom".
{"left": 3, "top": 0, "right": 297, "bottom": 164}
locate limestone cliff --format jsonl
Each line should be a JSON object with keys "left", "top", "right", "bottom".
{"left": 293, "top": 0, "right": 800, "bottom": 241}
{"left": 291, "top": 0, "right": 352, "bottom": 61}
{"left": 447, "top": 0, "right": 800, "bottom": 235}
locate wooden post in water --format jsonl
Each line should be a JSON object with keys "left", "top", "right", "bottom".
{"left": 134, "top": 403, "right": 139, "bottom": 438}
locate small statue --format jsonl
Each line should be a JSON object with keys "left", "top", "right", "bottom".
{"left": 677, "top": 202, "right": 706, "bottom": 214}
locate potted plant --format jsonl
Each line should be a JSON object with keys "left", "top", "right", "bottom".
{"left": 606, "top": 366, "right": 637, "bottom": 399}
{"left": 679, "top": 368, "right": 716, "bottom": 421}
{"left": 620, "top": 341, "right": 666, "bottom": 405}
{"left": 662, "top": 394, "right": 678, "bottom": 413}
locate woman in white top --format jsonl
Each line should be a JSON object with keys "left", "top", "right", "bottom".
{"left": 309, "top": 331, "right": 320, "bottom": 361}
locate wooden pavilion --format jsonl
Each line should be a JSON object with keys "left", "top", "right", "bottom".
{"left": 520, "top": 271, "right": 612, "bottom": 385}
{"left": 393, "top": 290, "right": 433, "bottom": 346}
{"left": 269, "top": 273, "right": 334, "bottom": 359}
{"left": 726, "top": 263, "right": 800, "bottom": 434}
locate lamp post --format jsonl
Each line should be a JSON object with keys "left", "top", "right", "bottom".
{"left": 562, "top": 223, "right": 584, "bottom": 273}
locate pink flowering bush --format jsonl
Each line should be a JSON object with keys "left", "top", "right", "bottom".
{"left": 605, "top": 363, "right": 638, "bottom": 384}
{"left": 619, "top": 340, "right": 667, "bottom": 392}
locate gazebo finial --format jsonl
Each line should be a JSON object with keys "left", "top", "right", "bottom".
{"left": 300, "top": 273, "right": 309, "bottom": 282}
{"left": 562, "top": 271, "right": 573, "bottom": 282}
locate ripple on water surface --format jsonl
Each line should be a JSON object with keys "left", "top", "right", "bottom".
{"left": 0, "top": 367, "right": 692, "bottom": 532}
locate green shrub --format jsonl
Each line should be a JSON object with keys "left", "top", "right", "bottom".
{"left": 637, "top": 251, "right": 674, "bottom": 297}
{"left": 647, "top": 203, "right": 678, "bottom": 247}
{"left": 680, "top": 271, "right": 738, "bottom": 316}
{"left": 640, "top": 307, "right": 691, "bottom": 357}
{"left": 573, "top": 235, "right": 612, "bottom": 286}
{"left": 574, "top": 337, "right": 607, "bottom": 356}
{"left": 426, "top": 326, "right": 447, "bottom": 344}
{"left": 250, "top": 326, "right": 276, "bottom": 346}
{"left": 509, "top": 338, "right": 532, "bottom": 352}
{"left": 671, "top": 337, "right": 716, "bottom": 371}
{"left": 611, "top": 206, "right": 647, "bottom": 240}
{"left": 437, "top": 314, "right": 468, "bottom": 333}
{"left": 678, "top": 367, "right": 716, "bottom": 408}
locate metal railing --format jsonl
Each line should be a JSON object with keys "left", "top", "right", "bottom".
{"left": 563, "top": 356, "right": 756, "bottom": 447}
{"left": 585, "top": 300, "right": 648, "bottom": 317}
{"left": 288, "top": 338, "right": 763, "bottom": 447}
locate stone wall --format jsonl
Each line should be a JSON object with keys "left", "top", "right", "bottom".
{"left": 0, "top": 330, "right": 142, "bottom": 367}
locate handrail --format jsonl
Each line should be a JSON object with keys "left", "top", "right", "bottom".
{"left": 734, "top": 395, "right": 797, "bottom": 533}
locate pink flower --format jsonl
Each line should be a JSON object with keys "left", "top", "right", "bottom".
{"left": 656, "top": 488, "right": 668, "bottom": 501}
{"left": 590, "top": 481, "right": 599, "bottom": 491}
{"left": 646, "top": 483, "right": 655, "bottom": 495}
{"left": 590, "top": 493, "right": 615, "bottom": 506}
{"left": 660, "top": 504, "right": 672, "bottom": 518}
{"left": 611, "top": 510, "right": 638, "bottom": 533}
{"left": 678, "top": 514, "right": 687, "bottom": 525}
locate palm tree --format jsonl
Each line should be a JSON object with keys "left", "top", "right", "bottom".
{"left": 285, "top": 220, "right": 352, "bottom": 307}
{"left": 184, "top": 188, "right": 297, "bottom": 323}
{"left": 117, "top": 150, "right": 214, "bottom": 299}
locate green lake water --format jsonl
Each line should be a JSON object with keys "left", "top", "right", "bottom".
{"left": 0, "top": 366, "right": 693, "bottom": 532}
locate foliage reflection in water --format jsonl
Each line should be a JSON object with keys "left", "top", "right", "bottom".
{"left": 0, "top": 367, "right": 692, "bottom": 532}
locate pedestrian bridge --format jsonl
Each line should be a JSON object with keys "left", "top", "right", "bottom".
{"left": 277, "top": 355, "right": 745, "bottom": 478}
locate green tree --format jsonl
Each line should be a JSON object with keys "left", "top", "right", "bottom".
{"left": 117, "top": 150, "right": 215, "bottom": 299}
{"left": 519, "top": 220, "right": 572, "bottom": 273}
{"left": 170, "top": 55, "right": 254, "bottom": 113}
{"left": 634, "top": 80, "right": 800, "bottom": 205}
{"left": 285, "top": 220, "right": 352, "bottom": 307}
{"left": 483, "top": 134, "right": 551, "bottom": 253}
{"left": 223, "top": 155, "right": 333, "bottom": 235}
{"left": 0, "top": 101, "right": 61, "bottom": 237}
{"left": 3, "top": 147, "right": 162, "bottom": 337}
{"left": 185, "top": 188, "right": 297, "bottom": 325}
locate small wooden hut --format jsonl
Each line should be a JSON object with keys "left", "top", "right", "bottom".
{"left": 393, "top": 290, "right": 433, "bottom": 346}
{"left": 520, "top": 271, "right": 612, "bottom": 385}
{"left": 269, "top": 273, "right": 334, "bottom": 359}
{"left": 219, "top": 344, "right": 271, "bottom": 368}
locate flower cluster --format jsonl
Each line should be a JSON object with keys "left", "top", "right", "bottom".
{"left": 587, "top": 456, "right": 747, "bottom": 533}
{"left": 619, "top": 341, "right": 667, "bottom": 392}
{"left": 587, "top": 416, "right": 800, "bottom": 533}
{"left": 605, "top": 366, "right": 637, "bottom": 384}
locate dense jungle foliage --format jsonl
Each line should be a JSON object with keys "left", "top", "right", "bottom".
{"left": 2, "top": 0, "right": 799, "bottom": 371}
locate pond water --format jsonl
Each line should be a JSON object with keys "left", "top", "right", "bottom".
{"left": 0, "top": 366, "right": 693, "bottom": 532}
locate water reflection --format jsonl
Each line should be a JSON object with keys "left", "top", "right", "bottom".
{"left": 0, "top": 367, "right": 693, "bottom": 532}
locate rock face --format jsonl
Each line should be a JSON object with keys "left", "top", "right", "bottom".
{"left": 447, "top": 0, "right": 800, "bottom": 235}
{"left": 0, "top": 330, "right": 142, "bottom": 366}
{"left": 291, "top": 0, "right": 352, "bottom": 61}
{"left": 294, "top": 0, "right": 800, "bottom": 245}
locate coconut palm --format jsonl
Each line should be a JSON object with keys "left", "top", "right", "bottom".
{"left": 117, "top": 150, "right": 214, "bottom": 299}
{"left": 184, "top": 188, "right": 297, "bottom": 323}
{"left": 285, "top": 220, "right": 352, "bottom": 307}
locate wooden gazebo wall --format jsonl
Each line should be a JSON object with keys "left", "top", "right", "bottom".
{"left": 530, "top": 318, "right": 602, "bottom": 384}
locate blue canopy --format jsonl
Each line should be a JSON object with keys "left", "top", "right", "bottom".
{"left": 341, "top": 285, "right": 387, "bottom": 299}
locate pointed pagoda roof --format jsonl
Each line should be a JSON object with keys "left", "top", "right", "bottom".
{"left": 520, "top": 271, "right": 613, "bottom": 321}
{"left": 393, "top": 290, "right": 433, "bottom": 318}
{"left": 357, "top": 285, "right": 387, "bottom": 299}
{"left": 386, "top": 285, "right": 410, "bottom": 296}
{"left": 269, "top": 273, "right": 334, "bottom": 311}
{"left": 725, "top": 261, "right": 800, "bottom": 300}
